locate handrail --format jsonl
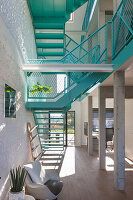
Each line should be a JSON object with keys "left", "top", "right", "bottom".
{"left": 112, "top": 0, "right": 133, "bottom": 59}
{"left": 59, "top": 22, "right": 110, "bottom": 62}
{"left": 64, "top": 34, "right": 88, "bottom": 53}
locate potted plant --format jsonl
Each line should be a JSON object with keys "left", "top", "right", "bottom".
{"left": 9, "top": 166, "right": 27, "bottom": 200}
{"left": 30, "top": 82, "right": 52, "bottom": 94}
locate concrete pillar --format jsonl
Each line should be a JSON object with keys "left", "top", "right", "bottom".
{"left": 114, "top": 71, "right": 125, "bottom": 190}
{"left": 88, "top": 96, "right": 93, "bottom": 155}
{"left": 98, "top": 87, "right": 106, "bottom": 169}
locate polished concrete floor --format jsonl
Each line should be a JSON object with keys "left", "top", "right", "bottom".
{"left": 41, "top": 146, "right": 133, "bottom": 200}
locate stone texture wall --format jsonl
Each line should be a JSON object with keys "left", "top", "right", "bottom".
{"left": 0, "top": 0, "right": 37, "bottom": 199}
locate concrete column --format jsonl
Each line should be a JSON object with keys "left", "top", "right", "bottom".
{"left": 88, "top": 96, "right": 93, "bottom": 155}
{"left": 98, "top": 87, "right": 106, "bottom": 169}
{"left": 114, "top": 71, "right": 125, "bottom": 190}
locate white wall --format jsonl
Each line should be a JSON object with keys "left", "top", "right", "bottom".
{"left": 99, "top": 0, "right": 113, "bottom": 26}
{"left": 113, "top": 0, "right": 121, "bottom": 12}
{"left": 65, "top": 3, "right": 87, "bottom": 44}
{"left": 81, "top": 98, "right": 88, "bottom": 145}
{"left": 0, "top": 0, "right": 37, "bottom": 199}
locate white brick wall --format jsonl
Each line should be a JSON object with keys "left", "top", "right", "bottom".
{"left": 0, "top": 0, "right": 38, "bottom": 199}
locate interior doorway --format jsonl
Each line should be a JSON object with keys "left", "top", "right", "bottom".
{"left": 65, "top": 111, "right": 75, "bottom": 147}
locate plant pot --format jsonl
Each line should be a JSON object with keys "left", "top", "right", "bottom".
{"left": 9, "top": 189, "right": 25, "bottom": 200}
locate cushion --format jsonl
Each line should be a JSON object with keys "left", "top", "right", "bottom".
{"left": 24, "top": 161, "right": 49, "bottom": 184}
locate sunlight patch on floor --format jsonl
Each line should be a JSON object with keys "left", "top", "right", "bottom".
{"left": 125, "top": 157, "right": 133, "bottom": 165}
{"left": 60, "top": 147, "right": 75, "bottom": 178}
{"left": 106, "top": 156, "right": 114, "bottom": 171}
{"left": 0, "top": 123, "right": 6, "bottom": 132}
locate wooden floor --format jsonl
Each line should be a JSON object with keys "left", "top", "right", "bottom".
{"left": 41, "top": 146, "right": 133, "bottom": 200}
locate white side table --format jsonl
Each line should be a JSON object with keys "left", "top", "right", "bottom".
{"left": 24, "top": 195, "right": 35, "bottom": 200}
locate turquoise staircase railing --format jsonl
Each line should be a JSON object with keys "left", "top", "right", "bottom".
{"left": 112, "top": 0, "right": 133, "bottom": 59}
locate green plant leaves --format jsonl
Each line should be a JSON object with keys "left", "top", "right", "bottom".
{"left": 10, "top": 166, "right": 27, "bottom": 192}
{"left": 30, "top": 82, "right": 52, "bottom": 94}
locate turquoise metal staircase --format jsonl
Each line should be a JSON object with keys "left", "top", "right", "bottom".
{"left": 27, "top": 0, "right": 89, "bottom": 58}
{"left": 26, "top": 0, "right": 133, "bottom": 151}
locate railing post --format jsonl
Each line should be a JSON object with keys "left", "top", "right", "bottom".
{"left": 105, "top": 23, "right": 108, "bottom": 63}
{"left": 64, "top": 77, "right": 67, "bottom": 94}
{"left": 68, "top": 55, "right": 71, "bottom": 63}
{"left": 112, "top": 19, "right": 114, "bottom": 59}
{"left": 27, "top": 72, "right": 29, "bottom": 102}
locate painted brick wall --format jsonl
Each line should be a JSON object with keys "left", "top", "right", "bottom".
{"left": 0, "top": 0, "right": 37, "bottom": 199}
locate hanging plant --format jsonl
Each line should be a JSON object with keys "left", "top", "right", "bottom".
{"left": 29, "top": 82, "right": 52, "bottom": 94}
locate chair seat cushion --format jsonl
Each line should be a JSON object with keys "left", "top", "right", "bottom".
{"left": 45, "top": 180, "right": 63, "bottom": 196}
{"left": 24, "top": 161, "right": 49, "bottom": 184}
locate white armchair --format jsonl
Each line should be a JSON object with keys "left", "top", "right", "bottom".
{"left": 24, "top": 161, "right": 63, "bottom": 200}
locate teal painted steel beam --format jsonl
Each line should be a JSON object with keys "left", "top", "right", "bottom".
{"left": 35, "top": 33, "right": 64, "bottom": 39}
{"left": 37, "top": 52, "right": 64, "bottom": 57}
{"left": 36, "top": 43, "right": 64, "bottom": 48}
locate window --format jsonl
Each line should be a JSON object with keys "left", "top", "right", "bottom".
{"left": 5, "top": 84, "right": 16, "bottom": 118}
{"left": 67, "top": 13, "right": 74, "bottom": 23}
{"left": 93, "top": 108, "right": 114, "bottom": 132}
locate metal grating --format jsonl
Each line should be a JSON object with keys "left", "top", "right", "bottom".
{"left": 112, "top": 0, "right": 133, "bottom": 59}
